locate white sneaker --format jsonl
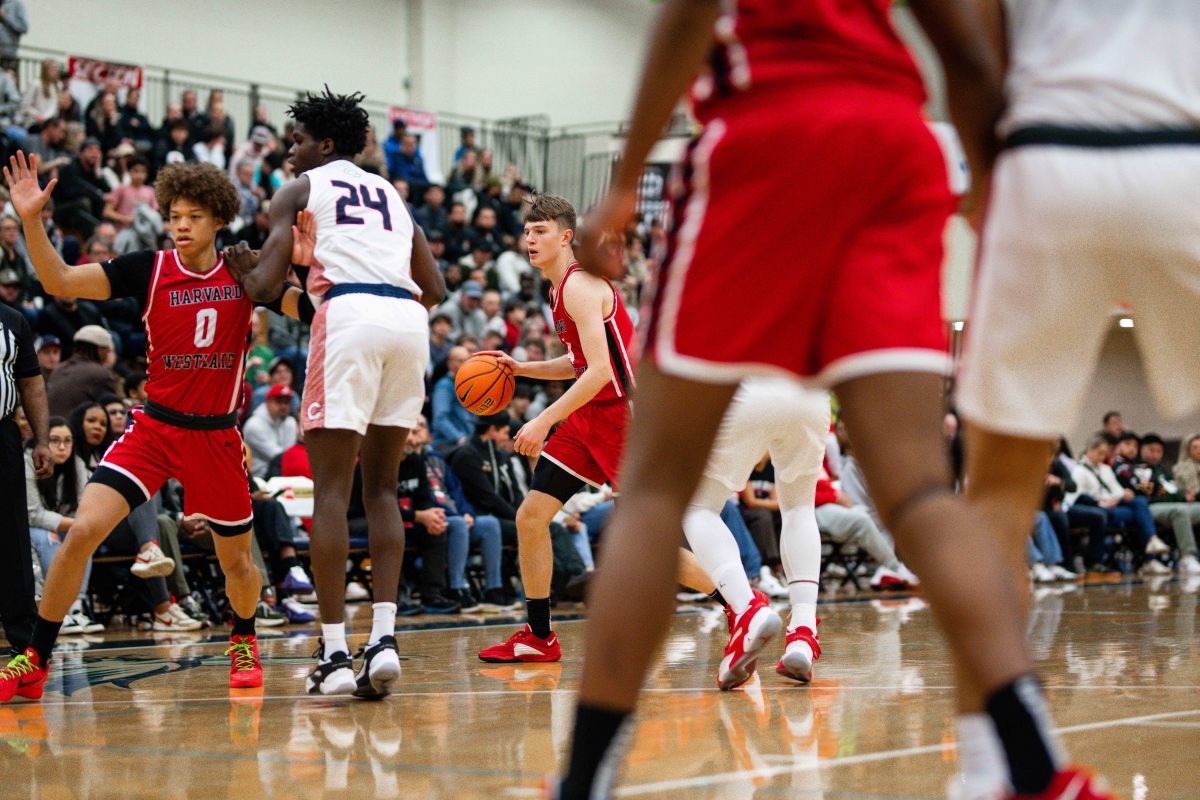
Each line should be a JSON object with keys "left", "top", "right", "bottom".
{"left": 1031, "top": 563, "right": 1055, "bottom": 583}
{"left": 896, "top": 563, "right": 921, "bottom": 587}
{"left": 131, "top": 542, "right": 176, "bottom": 578}
{"left": 345, "top": 581, "right": 370, "bottom": 602}
{"left": 870, "top": 565, "right": 914, "bottom": 590}
{"left": 1049, "top": 565, "right": 1078, "bottom": 582}
{"left": 1145, "top": 535, "right": 1170, "bottom": 556}
{"left": 60, "top": 612, "right": 88, "bottom": 635}
{"left": 757, "top": 567, "right": 788, "bottom": 599}
{"left": 676, "top": 591, "right": 709, "bottom": 603}
{"left": 153, "top": 603, "right": 203, "bottom": 631}
{"left": 1140, "top": 559, "right": 1171, "bottom": 576}
{"left": 306, "top": 641, "right": 357, "bottom": 696}
{"left": 1178, "top": 554, "right": 1200, "bottom": 575}
{"left": 946, "top": 773, "right": 1008, "bottom": 800}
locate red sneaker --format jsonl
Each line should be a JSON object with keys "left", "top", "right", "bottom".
{"left": 718, "top": 591, "right": 782, "bottom": 690}
{"left": 478, "top": 625, "right": 561, "bottom": 663}
{"left": 0, "top": 649, "right": 48, "bottom": 703}
{"left": 1007, "top": 768, "right": 1116, "bottom": 800}
{"left": 776, "top": 619, "right": 821, "bottom": 683}
{"left": 226, "top": 635, "right": 263, "bottom": 689}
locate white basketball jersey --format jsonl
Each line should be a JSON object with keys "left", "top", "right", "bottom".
{"left": 304, "top": 160, "right": 420, "bottom": 298}
{"left": 1000, "top": 0, "right": 1200, "bottom": 136}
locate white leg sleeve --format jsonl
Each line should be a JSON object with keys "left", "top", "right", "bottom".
{"left": 683, "top": 500, "right": 755, "bottom": 615}
{"left": 779, "top": 504, "right": 821, "bottom": 631}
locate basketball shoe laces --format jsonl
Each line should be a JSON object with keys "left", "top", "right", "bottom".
{"left": 225, "top": 641, "right": 257, "bottom": 671}
{"left": 0, "top": 653, "right": 37, "bottom": 680}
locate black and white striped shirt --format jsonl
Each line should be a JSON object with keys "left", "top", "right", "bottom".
{"left": 0, "top": 304, "right": 40, "bottom": 418}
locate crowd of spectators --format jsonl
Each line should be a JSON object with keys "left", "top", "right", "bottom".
{"left": 1027, "top": 411, "right": 1200, "bottom": 584}
{"left": 10, "top": 60, "right": 1198, "bottom": 637}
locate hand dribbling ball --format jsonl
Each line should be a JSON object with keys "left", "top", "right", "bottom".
{"left": 455, "top": 354, "right": 515, "bottom": 414}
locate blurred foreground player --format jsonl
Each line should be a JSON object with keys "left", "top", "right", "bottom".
{"left": 958, "top": 1, "right": 1200, "bottom": 797}
{"left": 555, "top": 2, "right": 1113, "bottom": 799}
{"left": 0, "top": 155, "right": 312, "bottom": 701}
{"left": 233, "top": 88, "right": 445, "bottom": 698}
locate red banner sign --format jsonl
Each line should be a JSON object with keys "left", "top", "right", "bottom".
{"left": 389, "top": 107, "right": 437, "bottom": 132}
{"left": 68, "top": 56, "right": 144, "bottom": 90}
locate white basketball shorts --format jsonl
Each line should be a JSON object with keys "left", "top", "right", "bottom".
{"left": 958, "top": 145, "right": 1200, "bottom": 439}
{"left": 302, "top": 294, "right": 429, "bottom": 435}
{"left": 692, "top": 377, "right": 831, "bottom": 511}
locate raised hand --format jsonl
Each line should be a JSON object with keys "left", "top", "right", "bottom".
{"left": 3, "top": 151, "right": 57, "bottom": 222}
{"left": 292, "top": 209, "right": 316, "bottom": 266}
{"left": 576, "top": 188, "right": 636, "bottom": 279}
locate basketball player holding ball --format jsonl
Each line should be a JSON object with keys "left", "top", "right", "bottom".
{"left": 476, "top": 194, "right": 636, "bottom": 663}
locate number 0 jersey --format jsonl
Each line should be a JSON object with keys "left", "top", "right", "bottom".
{"left": 102, "top": 249, "right": 253, "bottom": 416}
{"left": 304, "top": 159, "right": 420, "bottom": 300}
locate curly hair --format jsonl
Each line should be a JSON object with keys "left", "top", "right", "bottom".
{"left": 288, "top": 85, "right": 370, "bottom": 157}
{"left": 154, "top": 162, "right": 241, "bottom": 225}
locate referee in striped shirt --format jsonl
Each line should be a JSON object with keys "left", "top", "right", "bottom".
{"left": 0, "top": 301, "right": 51, "bottom": 653}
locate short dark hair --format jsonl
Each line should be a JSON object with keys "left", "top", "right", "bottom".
{"left": 1140, "top": 433, "right": 1165, "bottom": 448}
{"left": 127, "top": 154, "right": 149, "bottom": 172}
{"left": 155, "top": 162, "right": 241, "bottom": 225}
{"left": 523, "top": 194, "right": 576, "bottom": 232}
{"left": 474, "top": 413, "right": 510, "bottom": 435}
{"left": 289, "top": 85, "right": 370, "bottom": 157}
{"left": 1116, "top": 431, "right": 1140, "bottom": 445}
{"left": 124, "top": 371, "right": 147, "bottom": 395}
{"left": 167, "top": 118, "right": 189, "bottom": 133}
{"left": 1103, "top": 411, "right": 1122, "bottom": 425}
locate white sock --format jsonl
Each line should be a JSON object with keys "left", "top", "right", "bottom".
{"left": 955, "top": 713, "right": 1007, "bottom": 787}
{"left": 683, "top": 507, "right": 755, "bottom": 614}
{"left": 321, "top": 622, "right": 349, "bottom": 661}
{"left": 369, "top": 602, "right": 397, "bottom": 645}
{"left": 788, "top": 583, "right": 818, "bottom": 634}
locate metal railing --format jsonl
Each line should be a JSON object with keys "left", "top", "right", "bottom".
{"left": 14, "top": 45, "right": 659, "bottom": 210}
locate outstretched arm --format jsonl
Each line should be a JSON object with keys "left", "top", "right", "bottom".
{"left": 908, "top": 0, "right": 1006, "bottom": 217}
{"left": 577, "top": 0, "right": 721, "bottom": 277}
{"left": 235, "top": 177, "right": 310, "bottom": 302}
{"left": 4, "top": 152, "right": 112, "bottom": 299}
{"left": 407, "top": 208, "right": 445, "bottom": 309}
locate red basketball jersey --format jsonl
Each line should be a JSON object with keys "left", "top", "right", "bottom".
{"left": 104, "top": 249, "right": 253, "bottom": 416}
{"left": 550, "top": 263, "right": 635, "bottom": 403}
{"left": 689, "top": 0, "right": 925, "bottom": 121}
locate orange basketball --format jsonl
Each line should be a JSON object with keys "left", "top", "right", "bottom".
{"left": 455, "top": 354, "right": 515, "bottom": 414}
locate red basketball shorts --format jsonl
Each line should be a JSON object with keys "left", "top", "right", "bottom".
{"left": 97, "top": 408, "right": 253, "bottom": 528}
{"left": 645, "top": 93, "right": 957, "bottom": 386}
{"left": 540, "top": 399, "right": 630, "bottom": 491}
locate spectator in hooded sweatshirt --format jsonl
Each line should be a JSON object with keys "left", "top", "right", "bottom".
{"left": 242, "top": 384, "right": 298, "bottom": 479}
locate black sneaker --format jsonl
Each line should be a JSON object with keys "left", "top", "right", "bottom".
{"left": 449, "top": 588, "right": 481, "bottom": 613}
{"left": 397, "top": 596, "right": 423, "bottom": 617}
{"left": 480, "top": 587, "right": 520, "bottom": 612}
{"left": 306, "top": 639, "right": 356, "bottom": 696}
{"left": 422, "top": 593, "right": 461, "bottom": 615}
{"left": 353, "top": 635, "right": 401, "bottom": 700}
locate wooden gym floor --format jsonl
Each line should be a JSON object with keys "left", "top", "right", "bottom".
{"left": 2, "top": 578, "right": 1197, "bottom": 799}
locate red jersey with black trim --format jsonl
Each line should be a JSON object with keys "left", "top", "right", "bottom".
{"left": 689, "top": 0, "right": 926, "bottom": 122}
{"left": 550, "top": 262, "right": 635, "bottom": 404}
{"left": 102, "top": 249, "right": 254, "bottom": 416}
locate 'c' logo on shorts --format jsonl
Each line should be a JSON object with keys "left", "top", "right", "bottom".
{"left": 307, "top": 402, "right": 323, "bottom": 420}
